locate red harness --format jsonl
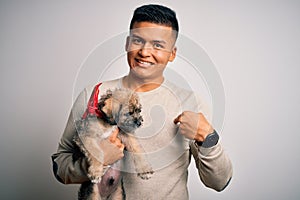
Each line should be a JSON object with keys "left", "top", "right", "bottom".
{"left": 82, "top": 83, "right": 103, "bottom": 119}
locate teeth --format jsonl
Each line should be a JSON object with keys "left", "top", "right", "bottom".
{"left": 138, "top": 60, "right": 152, "bottom": 66}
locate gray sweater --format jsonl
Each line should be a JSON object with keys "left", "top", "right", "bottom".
{"left": 51, "top": 77, "right": 233, "bottom": 199}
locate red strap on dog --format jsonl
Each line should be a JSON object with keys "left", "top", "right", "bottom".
{"left": 82, "top": 82, "right": 103, "bottom": 119}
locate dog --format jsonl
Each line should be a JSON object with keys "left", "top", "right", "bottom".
{"left": 74, "top": 87, "right": 154, "bottom": 200}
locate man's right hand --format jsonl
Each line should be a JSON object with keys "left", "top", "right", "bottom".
{"left": 109, "top": 128, "right": 125, "bottom": 150}
{"left": 98, "top": 128, "right": 124, "bottom": 165}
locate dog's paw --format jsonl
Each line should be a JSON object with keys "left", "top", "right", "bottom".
{"left": 90, "top": 176, "right": 102, "bottom": 183}
{"left": 137, "top": 170, "right": 154, "bottom": 180}
{"left": 87, "top": 172, "right": 102, "bottom": 183}
{"left": 91, "top": 179, "right": 101, "bottom": 184}
{"left": 87, "top": 161, "right": 104, "bottom": 184}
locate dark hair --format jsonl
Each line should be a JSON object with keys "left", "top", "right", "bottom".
{"left": 129, "top": 4, "right": 179, "bottom": 37}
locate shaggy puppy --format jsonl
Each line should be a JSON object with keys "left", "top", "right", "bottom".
{"left": 74, "top": 87, "right": 153, "bottom": 200}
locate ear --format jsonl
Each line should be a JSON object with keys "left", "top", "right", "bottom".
{"left": 129, "top": 93, "right": 139, "bottom": 107}
{"left": 125, "top": 36, "right": 130, "bottom": 52}
{"left": 168, "top": 46, "right": 177, "bottom": 62}
{"left": 101, "top": 98, "right": 113, "bottom": 117}
{"left": 98, "top": 90, "right": 113, "bottom": 115}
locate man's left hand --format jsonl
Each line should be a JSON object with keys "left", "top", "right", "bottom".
{"left": 174, "top": 111, "right": 214, "bottom": 142}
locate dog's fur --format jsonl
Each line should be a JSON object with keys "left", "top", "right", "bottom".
{"left": 74, "top": 88, "right": 153, "bottom": 200}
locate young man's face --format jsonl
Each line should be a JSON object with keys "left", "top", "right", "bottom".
{"left": 126, "top": 22, "right": 177, "bottom": 81}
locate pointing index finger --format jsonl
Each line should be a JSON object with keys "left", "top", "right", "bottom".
{"left": 174, "top": 114, "right": 182, "bottom": 124}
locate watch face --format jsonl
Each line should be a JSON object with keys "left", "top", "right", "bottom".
{"left": 202, "top": 131, "right": 219, "bottom": 148}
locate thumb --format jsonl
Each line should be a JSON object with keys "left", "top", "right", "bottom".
{"left": 174, "top": 114, "right": 182, "bottom": 124}
{"left": 109, "top": 127, "right": 120, "bottom": 142}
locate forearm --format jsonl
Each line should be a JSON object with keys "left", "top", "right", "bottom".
{"left": 191, "top": 142, "right": 233, "bottom": 191}
{"left": 51, "top": 150, "right": 89, "bottom": 184}
{"left": 51, "top": 109, "right": 90, "bottom": 184}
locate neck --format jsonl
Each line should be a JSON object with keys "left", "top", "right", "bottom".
{"left": 123, "top": 74, "right": 164, "bottom": 92}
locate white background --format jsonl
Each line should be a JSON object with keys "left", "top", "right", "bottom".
{"left": 1, "top": 0, "right": 299, "bottom": 199}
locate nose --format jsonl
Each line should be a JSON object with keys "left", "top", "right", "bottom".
{"left": 139, "top": 43, "right": 152, "bottom": 57}
{"left": 135, "top": 119, "right": 142, "bottom": 127}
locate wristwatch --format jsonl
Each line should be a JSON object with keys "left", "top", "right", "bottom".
{"left": 195, "top": 129, "right": 219, "bottom": 148}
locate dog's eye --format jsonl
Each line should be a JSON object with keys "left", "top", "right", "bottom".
{"left": 125, "top": 112, "right": 132, "bottom": 117}
{"left": 135, "top": 108, "right": 141, "bottom": 113}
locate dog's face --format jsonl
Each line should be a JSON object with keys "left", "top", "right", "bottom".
{"left": 98, "top": 89, "right": 143, "bottom": 133}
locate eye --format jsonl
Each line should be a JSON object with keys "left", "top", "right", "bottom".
{"left": 153, "top": 43, "right": 164, "bottom": 49}
{"left": 131, "top": 37, "right": 144, "bottom": 45}
{"left": 125, "top": 111, "right": 134, "bottom": 116}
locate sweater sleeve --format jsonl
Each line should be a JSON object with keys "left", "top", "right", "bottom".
{"left": 51, "top": 88, "right": 91, "bottom": 184}
{"left": 190, "top": 140, "right": 233, "bottom": 191}
{"left": 190, "top": 93, "right": 233, "bottom": 191}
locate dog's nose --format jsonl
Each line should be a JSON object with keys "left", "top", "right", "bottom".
{"left": 135, "top": 120, "right": 142, "bottom": 127}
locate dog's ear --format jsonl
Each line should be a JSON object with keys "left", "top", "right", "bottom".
{"left": 102, "top": 98, "right": 113, "bottom": 117}
{"left": 129, "top": 93, "right": 139, "bottom": 108}
{"left": 129, "top": 93, "right": 142, "bottom": 113}
{"left": 98, "top": 90, "right": 113, "bottom": 116}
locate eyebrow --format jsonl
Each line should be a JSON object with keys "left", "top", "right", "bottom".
{"left": 152, "top": 40, "right": 166, "bottom": 44}
{"left": 131, "top": 34, "right": 167, "bottom": 44}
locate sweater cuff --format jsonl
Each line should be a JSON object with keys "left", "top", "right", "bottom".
{"left": 194, "top": 140, "right": 221, "bottom": 156}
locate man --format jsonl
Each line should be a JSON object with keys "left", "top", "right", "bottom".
{"left": 52, "top": 4, "right": 232, "bottom": 199}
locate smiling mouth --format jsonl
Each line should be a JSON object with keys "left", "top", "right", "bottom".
{"left": 135, "top": 58, "right": 154, "bottom": 67}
